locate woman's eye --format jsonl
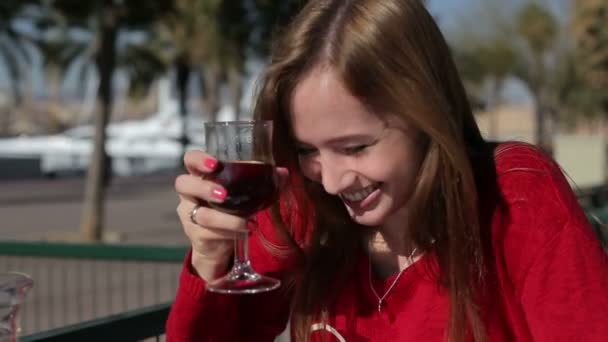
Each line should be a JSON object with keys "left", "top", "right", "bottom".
{"left": 342, "top": 145, "right": 369, "bottom": 155}
{"left": 296, "top": 147, "right": 318, "bottom": 156}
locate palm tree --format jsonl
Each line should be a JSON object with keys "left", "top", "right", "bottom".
{"left": 0, "top": 0, "right": 38, "bottom": 134}
{"left": 572, "top": 0, "right": 608, "bottom": 117}
{"left": 121, "top": 40, "right": 169, "bottom": 101}
{"left": 452, "top": 1, "right": 570, "bottom": 151}
{"left": 513, "top": 2, "right": 559, "bottom": 153}
{"left": 453, "top": 37, "right": 518, "bottom": 138}
{"left": 49, "top": 0, "right": 172, "bottom": 241}
{"left": 250, "top": 0, "right": 305, "bottom": 57}
{"left": 113, "top": 0, "right": 303, "bottom": 173}
{"left": 30, "top": 12, "right": 91, "bottom": 131}
{"left": 165, "top": 0, "right": 303, "bottom": 124}
{"left": 81, "top": 0, "right": 117, "bottom": 242}
{"left": 156, "top": 0, "right": 209, "bottom": 155}
{"left": 145, "top": 0, "right": 255, "bottom": 163}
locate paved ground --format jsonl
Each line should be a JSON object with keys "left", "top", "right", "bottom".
{"left": 0, "top": 172, "right": 189, "bottom": 245}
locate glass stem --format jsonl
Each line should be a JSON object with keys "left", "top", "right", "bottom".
{"left": 233, "top": 231, "right": 249, "bottom": 268}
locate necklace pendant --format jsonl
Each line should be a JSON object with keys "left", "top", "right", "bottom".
{"left": 377, "top": 300, "right": 383, "bottom": 313}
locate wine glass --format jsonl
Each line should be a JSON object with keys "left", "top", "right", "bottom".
{"left": 0, "top": 272, "right": 33, "bottom": 341}
{"left": 203, "top": 120, "right": 281, "bottom": 294}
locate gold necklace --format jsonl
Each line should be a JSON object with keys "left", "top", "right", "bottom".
{"left": 368, "top": 247, "right": 418, "bottom": 314}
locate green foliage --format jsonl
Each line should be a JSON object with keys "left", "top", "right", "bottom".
{"left": 47, "top": 0, "right": 95, "bottom": 25}
{"left": 1, "top": 0, "right": 305, "bottom": 107}
{"left": 452, "top": 1, "right": 563, "bottom": 102}
{"left": 250, "top": 0, "right": 304, "bottom": 56}
{"left": 512, "top": 2, "right": 561, "bottom": 94}
{"left": 573, "top": 0, "right": 608, "bottom": 117}
{"left": 0, "top": 0, "right": 39, "bottom": 105}
{"left": 450, "top": 0, "right": 580, "bottom": 150}
{"left": 123, "top": 43, "right": 168, "bottom": 99}
{"left": 471, "top": 39, "right": 519, "bottom": 83}
{"left": 516, "top": 3, "right": 558, "bottom": 55}
{"left": 0, "top": 0, "right": 305, "bottom": 239}
{"left": 50, "top": 0, "right": 173, "bottom": 29}
{"left": 42, "top": 0, "right": 174, "bottom": 100}
{"left": 452, "top": 34, "right": 519, "bottom": 110}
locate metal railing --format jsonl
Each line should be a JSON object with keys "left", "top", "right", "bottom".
{"left": 0, "top": 241, "right": 187, "bottom": 336}
{"left": 586, "top": 207, "right": 608, "bottom": 248}
{"left": 577, "top": 185, "right": 608, "bottom": 247}
{"left": 21, "top": 302, "right": 171, "bottom": 342}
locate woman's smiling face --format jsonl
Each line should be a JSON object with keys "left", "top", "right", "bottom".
{"left": 290, "top": 67, "right": 425, "bottom": 227}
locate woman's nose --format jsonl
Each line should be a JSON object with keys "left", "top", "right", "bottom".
{"left": 320, "top": 159, "right": 353, "bottom": 195}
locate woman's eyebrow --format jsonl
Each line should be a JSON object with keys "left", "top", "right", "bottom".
{"left": 294, "top": 134, "right": 376, "bottom": 146}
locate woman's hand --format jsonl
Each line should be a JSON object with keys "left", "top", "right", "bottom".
{"left": 175, "top": 150, "right": 248, "bottom": 282}
{"left": 175, "top": 150, "right": 290, "bottom": 282}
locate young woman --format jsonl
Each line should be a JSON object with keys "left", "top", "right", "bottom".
{"left": 167, "top": 0, "right": 608, "bottom": 341}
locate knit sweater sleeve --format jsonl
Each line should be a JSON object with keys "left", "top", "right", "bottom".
{"left": 519, "top": 218, "right": 608, "bottom": 341}
{"left": 165, "top": 209, "right": 298, "bottom": 342}
{"left": 496, "top": 143, "right": 608, "bottom": 341}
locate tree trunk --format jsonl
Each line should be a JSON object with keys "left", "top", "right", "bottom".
{"left": 227, "top": 65, "right": 243, "bottom": 120}
{"left": 80, "top": 0, "right": 117, "bottom": 242}
{"left": 9, "top": 75, "right": 22, "bottom": 108}
{"left": 0, "top": 73, "right": 23, "bottom": 136}
{"left": 200, "top": 64, "right": 220, "bottom": 122}
{"left": 534, "top": 94, "right": 554, "bottom": 156}
{"left": 0, "top": 108, "right": 10, "bottom": 137}
{"left": 48, "top": 65, "right": 63, "bottom": 104}
{"left": 535, "top": 100, "right": 545, "bottom": 145}
{"left": 176, "top": 57, "right": 191, "bottom": 161}
{"left": 47, "top": 65, "right": 64, "bottom": 133}
{"left": 529, "top": 54, "right": 552, "bottom": 155}
{"left": 488, "top": 78, "right": 502, "bottom": 140}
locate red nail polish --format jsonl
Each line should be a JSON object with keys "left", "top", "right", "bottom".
{"left": 204, "top": 157, "right": 218, "bottom": 170}
{"left": 212, "top": 188, "right": 227, "bottom": 200}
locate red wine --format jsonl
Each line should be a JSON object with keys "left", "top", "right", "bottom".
{"left": 207, "top": 161, "right": 279, "bottom": 216}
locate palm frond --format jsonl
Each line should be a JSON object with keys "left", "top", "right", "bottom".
{"left": 121, "top": 43, "right": 169, "bottom": 99}
{"left": 0, "top": 38, "right": 23, "bottom": 104}
{"left": 4, "top": 26, "right": 32, "bottom": 64}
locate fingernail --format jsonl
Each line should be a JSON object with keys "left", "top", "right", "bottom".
{"left": 204, "top": 157, "right": 218, "bottom": 170}
{"left": 212, "top": 188, "right": 227, "bottom": 200}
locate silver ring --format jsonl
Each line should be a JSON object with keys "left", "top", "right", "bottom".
{"left": 189, "top": 204, "right": 201, "bottom": 225}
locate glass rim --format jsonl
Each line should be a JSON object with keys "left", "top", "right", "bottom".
{"left": 0, "top": 271, "right": 32, "bottom": 279}
{"left": 204, "top": 120, "right": 272, "bottom": 128}
{"left": 0, "top": 271, "right": 33, "bottom": 286}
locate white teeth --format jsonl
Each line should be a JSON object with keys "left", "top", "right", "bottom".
{"left": 341, "top": 184, "right": 378, "bottom": 202}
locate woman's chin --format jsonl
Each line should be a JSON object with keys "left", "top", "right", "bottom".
{"left": 345, "top": 205, "right": 387, "bottom": 227}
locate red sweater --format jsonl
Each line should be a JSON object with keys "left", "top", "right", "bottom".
{"left": 166, "top": 142, "right": 608, "bottom": 341}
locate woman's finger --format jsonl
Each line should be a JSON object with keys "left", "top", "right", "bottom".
{"left": 177, "top": 200, "right": 248, "bottom": 234}
{"left": 175, "top": 174, "right": 227, "bottom": 204}
{"left": 183, "top": 150, "right": 219, "bottom": 176}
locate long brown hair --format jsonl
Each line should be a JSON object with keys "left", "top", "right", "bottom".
{"left": 254, "top": 0, "right": 490, "bottom": 341}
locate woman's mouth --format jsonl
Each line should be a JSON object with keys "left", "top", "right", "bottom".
{"left": 340, "top": 183, "right": 382, "bottom": 209}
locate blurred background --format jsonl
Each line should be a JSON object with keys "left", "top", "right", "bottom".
{"left": 0, "top": 0, "right": 606, "bottom": 340}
